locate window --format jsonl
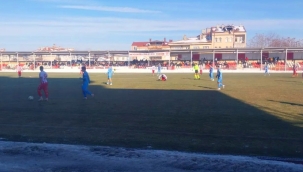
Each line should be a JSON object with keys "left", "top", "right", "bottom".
{"left": 225, "top": 38, "right": 228, "bottom": 42}
{"left": 134, "top": 46, "right": 137, "bottom": 50}
{"left": 215, "top": 38, "right": 218, "bottom": 42}
{"left": 229, "top": 37, "right": 232, "bottom": 42}
{"left": 219, "top": 37, "right": 222, "bottom": 42}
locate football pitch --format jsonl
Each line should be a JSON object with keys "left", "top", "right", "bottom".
{"left": 0, "top": 72, "right": 302, "bottom": 159}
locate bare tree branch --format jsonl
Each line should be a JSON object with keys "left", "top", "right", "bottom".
{"left": 248, "top": 33, "right": 303, "bottom": 48}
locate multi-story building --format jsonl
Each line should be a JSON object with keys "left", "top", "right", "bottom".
{"left": 169, "top": 24, "right": 246, "bottom": 50}
{"left": 0, "top": 48, "right": 5, "bottom": 52}
{"left": 130, "top": 38, "right": 172, "bottom": 61}
{"left": 131, "top": 38, "right": 172, "bottom": 51}
{"left": 37, "top": 44, "right": 74, "bottom": 52}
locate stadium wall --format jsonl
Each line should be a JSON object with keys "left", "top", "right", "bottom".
{"left": 0, "top": 67, "right": 295, "bottom": 73}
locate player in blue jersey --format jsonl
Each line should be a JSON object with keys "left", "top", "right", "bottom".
{"left": 107, "top": 66, "right": 114, "bottom": 85}
{"left": 264, "top": 63, "right": 270, "bottom": 76}
{"left": 216, "top": 66, "right": 225, "bottom": 90}
{"left": 81, "top": 66, "right": 94, "bottom": 99}
{"left": 209, "top": 65, "right": 214, "bottom": 81}
{"left": 157, "top": 63, "right": 161, "bottom": 76}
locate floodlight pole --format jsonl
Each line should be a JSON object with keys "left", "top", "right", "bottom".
{"left": 168, "top": 50, "right": 171, "bottom": 67}
{"left": 212, "top": 50, "right": 215, "bottom": 68}
{"left": 236, "top": 49, "right": 238, "bottom": 69}
{"left": 190, "top": 50, "right": 192, "bottom": 68}
{"left": 89, "top": 52, "right": 91, "bottom": 67}
{"left": 0, "top": 53, "right": 2, "bottom": 71}
{"left": 33, "top": 53, "right": 36, "bottom": 70}
{"left": 128, "top": 51, "right": 130, "bottom": 68}
{"left": 70, "top": 52, "right": 72, "bottom": 69}
{"left": 260, "top": 49, "right": 263, "bottom": 71}
{"left": 17, "top": 53, "right": 19, "bottom": 65}
{"left": 285, "top": 49, "right": 287, "bottom": 71}
{"left": 108, "top": 51, "right": 110, "bottom": 65}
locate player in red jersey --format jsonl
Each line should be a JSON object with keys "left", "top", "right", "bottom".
{"left": 16, "top": 64, "right": 22, "bottom": 77}
{"left": 158, "top": 74, "right": 167, "bottom": 81}
{"left": 152, "top": 65, "right": 155, "bottom": 76}
{"left": 292, "top": 64, "right": 298, "bottom": 77}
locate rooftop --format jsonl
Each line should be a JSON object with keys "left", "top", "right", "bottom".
{"left": 37, "top": 44, "right": 74, "bottom": 52}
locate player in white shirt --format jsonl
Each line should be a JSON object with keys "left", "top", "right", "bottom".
{"left": 199, "top": 63, "right": 203, "bottom": 75}
{"left": 151, "top": 65, "right": 155, "bottom": 76}
{"left": 158, "top": 74, "right": 167, "bottom": 81}
{"left": 37, "top": 66, "right": 49, "bottom": 101}
{"left": 16, "top": 64, "right": 23, "bottom": 77}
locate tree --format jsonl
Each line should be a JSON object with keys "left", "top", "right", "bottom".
{"left": 248, "top": 33, "right": 303, "bottom": 48}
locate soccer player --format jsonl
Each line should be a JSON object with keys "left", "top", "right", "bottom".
{"left": 107, "top": 66, "right": 114, "bottom": 85}
{"left": 81, "top": 66, "right": 94, "bottom": 99}
{"left": 216, "top": 66, "right": 225, "bottom": 90}
{"left": 264, "top": 63, "right": 270, "bottom": 76}
{"left": 209, "top": 65, "right": 214, "bottom": 81}
{"left": 16, "top": 64, "right": 22, "bottom": 77}
{"left": 292, "top": 64, "right": 298, "bottom": 77}
{"left": 152, "top": 65, "right": 155, "bottom": 76}
{"left": 193, "top": 63, "right": 200, "bottom": 79}
{"left": 199, "top": 63, "right": 203, "bottom": 75}
{"left": 158, "top": 74, "right": 167, "bottom": 81}
{"left": 37, "top": 66, "right": 49, "bottom": 101}
{"left": 157, "top": 63, "right": 161, "bottom": 76}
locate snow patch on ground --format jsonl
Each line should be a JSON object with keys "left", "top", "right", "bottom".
{"left": 0, "top": 141, "right": 302, "bottom": 172}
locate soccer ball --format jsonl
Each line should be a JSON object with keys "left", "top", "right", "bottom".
{"left": 28, "top": 96, "right": 34, "bottom": 100}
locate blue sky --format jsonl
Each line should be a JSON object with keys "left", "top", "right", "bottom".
{"left": 0, "top": 0, "right": 302, "bottom": 51}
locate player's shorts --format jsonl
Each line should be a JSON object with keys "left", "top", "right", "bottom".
{"left": 195, "top": 70, "right": 198, "bottom": 74}
{"left": 152, "top": 70, "right": 155, "bottom": 73}
{"left": 108, "top": 75, "right": 112, "bottom": 79}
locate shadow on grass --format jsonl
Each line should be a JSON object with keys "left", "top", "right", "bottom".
{"left": 197, "top": 86, "right": 214, "bottom": 89}
{"left": 268, "top": 100, "right": 303, "bottom": 107}
{"left": 274, "top": 80, "right": 299, "bottom": 83}
{"left": 0, "top": 73, "right": 302, "bottom": 159}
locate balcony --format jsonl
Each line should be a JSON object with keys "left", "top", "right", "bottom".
{"left": 234, "top": 42, "right": 246, "bottom": 48}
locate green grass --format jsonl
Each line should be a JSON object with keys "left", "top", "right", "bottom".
{"left": 0, "top": 72, "right": 302, "bottom": 158}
